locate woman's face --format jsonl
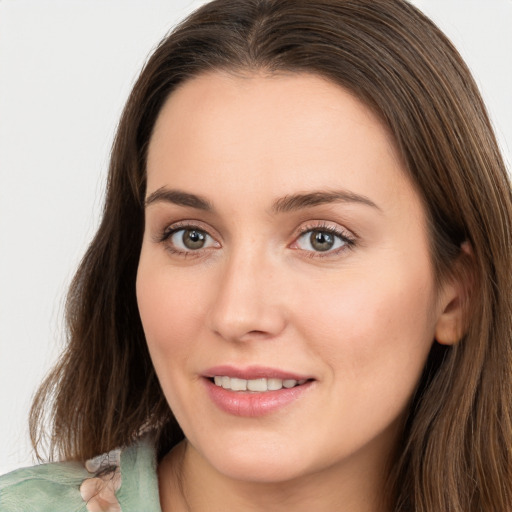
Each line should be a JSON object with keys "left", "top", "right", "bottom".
{"left": 137, "top": 71, "right": 452, "bottom": 484}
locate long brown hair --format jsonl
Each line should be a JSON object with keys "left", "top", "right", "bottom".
{"left": 30, "top": 0, "right": 512, "bottom": 510}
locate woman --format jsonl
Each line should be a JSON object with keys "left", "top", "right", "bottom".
{"left": 1, "top": 0, "right": 511, "bottom": 511}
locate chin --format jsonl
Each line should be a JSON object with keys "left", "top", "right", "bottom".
{"left": 191, "top": 433, "right": 322, "bottom": 484}
{"left": 212, "top": 454, "right": 308, "bottom": 484}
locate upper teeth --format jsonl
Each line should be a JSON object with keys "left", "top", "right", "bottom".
{"left": 213, "top": 376, "right": 306, "bottom": 392}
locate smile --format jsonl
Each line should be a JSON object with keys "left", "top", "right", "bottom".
{"left": 203, "top": 368, "right": 315, "bottom": 417}
{"left": 213, "top": 376, "right": 307, "bottom": 392}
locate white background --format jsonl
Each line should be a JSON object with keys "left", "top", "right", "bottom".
{"left": 1, "top": 0, "right": 511, "bottom": 474}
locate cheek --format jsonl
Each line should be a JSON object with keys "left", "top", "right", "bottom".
{"left": 136, "top": 257, "right": 206, "bottom": 370}
{"left": 289, "top": 269, "right": 437, "bottom": 456}
{"left": 136, "top": 259, "right": 212, "bottom": 431}
{"left": 297, "top": 265, "right": 437, "bottom": 396}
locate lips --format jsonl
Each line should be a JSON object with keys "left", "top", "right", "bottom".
{"left": 213, "top": 376, "right": 307, "bottom": 392}
{"left": 203, "top": 365, "right": 312, "bottom": 381}
{"left": 202, "top": 365, "right": 315, "bottom": 417}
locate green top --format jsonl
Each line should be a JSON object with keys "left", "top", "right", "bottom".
{"left": 0, "top": 435, "right": 162, "bottom": 512}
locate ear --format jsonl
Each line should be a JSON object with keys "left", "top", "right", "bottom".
{"left": 434, "top": 242, "right": 474, "bottom": 346}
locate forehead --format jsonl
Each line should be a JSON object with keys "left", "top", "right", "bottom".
{"left": 146, "top": 70, "right": 418, "bottom": 219}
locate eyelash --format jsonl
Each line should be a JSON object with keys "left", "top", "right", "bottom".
{"left": 294, "top": 222, "right": 356, "bottom": 258}
{"left": 156, "top": 221, "right": 217, "bottom": 259}
{"left": 156, "top": 221, "right": 357, "bottom": 259}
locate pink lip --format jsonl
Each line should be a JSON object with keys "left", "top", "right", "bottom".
{"left": 203, "top": 365, "right": 312, "bottom": 381}
{"left": 202, "top": 365, "right": 315, "bottom": 417}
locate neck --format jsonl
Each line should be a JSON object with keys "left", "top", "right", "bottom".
{"left": 158, "top": 435, "right": 395, "bottom": 512}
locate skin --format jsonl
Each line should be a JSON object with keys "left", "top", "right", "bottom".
{"left": 136, "top": 71, "right": 464, "bottom": 511}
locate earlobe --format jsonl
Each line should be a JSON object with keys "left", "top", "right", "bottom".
{"left": 434, "top": 242, "right": 474, "bottom": 346}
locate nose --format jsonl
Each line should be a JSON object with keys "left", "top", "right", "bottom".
{"left": 206, "top": 247, "right": 287, "bottom": 343}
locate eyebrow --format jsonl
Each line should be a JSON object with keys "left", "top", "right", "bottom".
{"left": 145, "top": 187, "right": 213, "bottom": 211}
{"left": 271, "top": 190, "right": 381, "bottom": 214}
{"left": 144, "top": 187, "right": 380, "bottom": 214}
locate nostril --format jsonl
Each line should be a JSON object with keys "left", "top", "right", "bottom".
{"left": 246, "top": 330, "right": 269, "bottom": 337}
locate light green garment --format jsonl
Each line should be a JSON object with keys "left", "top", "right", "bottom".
{"left": 0, "top": 435, "right": 162, "bottom": 512}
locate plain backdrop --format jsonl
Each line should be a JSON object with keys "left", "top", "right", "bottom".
{"left": 1, "top": 0, "right": 511, "bottom": 474}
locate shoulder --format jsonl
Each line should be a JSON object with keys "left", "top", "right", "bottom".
{"left": 0, "top": 458, "right": 90, "bottom": 512}
{"left": 0, "top": 435, "right": 161, "bottom": 512}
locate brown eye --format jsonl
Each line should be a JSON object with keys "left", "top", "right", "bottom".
{"left": 309, "top": 231, "right": 335, "bottom": 252}
{"left": 182, "top": 229, "right": 207, "bottom": 249}
{"left": 166, "top": 227, "right": 218, "bottom": 252}
{"left": 294, "top": 227, "right": 352, "bottom": 254}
